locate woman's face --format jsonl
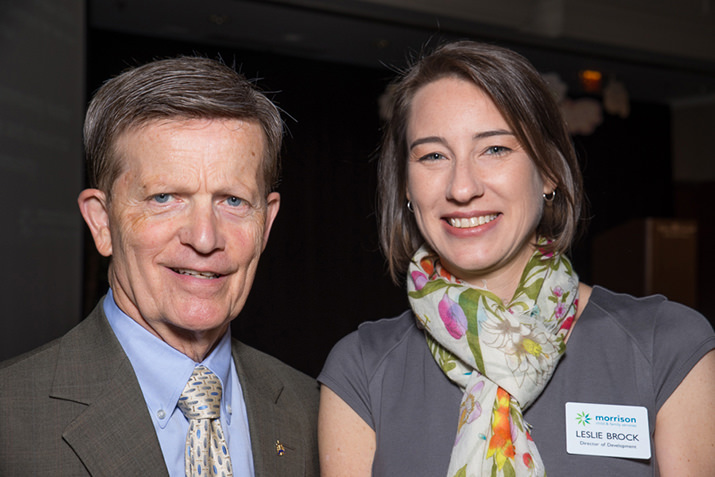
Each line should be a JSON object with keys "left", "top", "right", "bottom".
{"left": 405, "top": 76, "right": 552, "bottom": 295}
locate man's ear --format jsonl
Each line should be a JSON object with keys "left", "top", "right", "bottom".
{"left": 261, "top": 191, "right": 281, "bottom": 252}
{"left": 78, "top": 188, "right": 113, "bottom": 257}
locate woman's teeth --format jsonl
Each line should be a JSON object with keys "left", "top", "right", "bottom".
{"left": 448, "top": 214, "right": 498, "bottom": 228}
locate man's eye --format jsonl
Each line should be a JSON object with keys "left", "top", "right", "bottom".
{"left": 227, "top": 196, "right": 244, "bottom": 207}
{"left": 153, "top": 193, "right": 172, "bottom": 203}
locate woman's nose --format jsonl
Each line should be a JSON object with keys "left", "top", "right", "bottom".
{"left": 447, "top": 157, "right": 484, "bottom": 203}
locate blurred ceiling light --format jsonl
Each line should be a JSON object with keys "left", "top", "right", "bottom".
{"left": 580, "top": 69, "right": 603, "bottom": 94}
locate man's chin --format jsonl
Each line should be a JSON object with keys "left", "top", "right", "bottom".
{"left": 157, "top": 321, "right": 232, "bottom": 361}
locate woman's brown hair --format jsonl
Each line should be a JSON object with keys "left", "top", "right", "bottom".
{"left": 378, "top": 41, "right": 584, "bottom": 284}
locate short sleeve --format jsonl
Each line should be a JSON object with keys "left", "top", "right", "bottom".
{"left": 318, "top": 331, "right": 376, "bottom": 429}
{"left": 652, "top": 300, "right": 715, "bottom": 410}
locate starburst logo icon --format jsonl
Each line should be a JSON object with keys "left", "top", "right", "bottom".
{"left": 576, "top": 411, "right": 591, "bottom": 426}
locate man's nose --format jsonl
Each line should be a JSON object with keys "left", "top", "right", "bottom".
{"left": 179, "top": 202, "right": 225, "bottom": 254}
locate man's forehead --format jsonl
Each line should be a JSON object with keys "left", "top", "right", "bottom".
{"left": 119, "top": 116, "right": 264, "bottom": 138}
{"left": 111, "top": 117, "right": 269, "bottom": 189}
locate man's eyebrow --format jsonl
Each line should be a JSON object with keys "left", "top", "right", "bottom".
{"left": 409, "top": 129, "right": 515, "bottom": 150}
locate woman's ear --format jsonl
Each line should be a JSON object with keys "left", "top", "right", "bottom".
{"left": 542, "top": 175, "right": 558, "bottom": 197}
{"left": 78, "top": 188, "right": 113, "bottom": 257}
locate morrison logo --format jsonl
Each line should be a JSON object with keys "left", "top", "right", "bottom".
{"left": 595, "top": 414, "right": 637, "bottom": 424}
{"left": 575, "top": 411, "right": 591, "bottom": 426}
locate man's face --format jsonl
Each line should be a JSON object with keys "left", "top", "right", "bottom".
{"left": 80, "top": 118, "right": 279, "bottom": 356}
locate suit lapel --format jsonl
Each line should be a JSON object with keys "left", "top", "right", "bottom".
{"left": 232, "top": 341, "right": 307, "bottom": 477}
{"left": 51, "top": 305, "right": 168, "bottom": 476}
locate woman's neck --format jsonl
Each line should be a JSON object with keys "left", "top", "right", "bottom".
{"left": 458, "top": 247, "right": 538, "bottom": 304}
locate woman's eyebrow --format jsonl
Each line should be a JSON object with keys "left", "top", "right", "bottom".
{"left": 409, "top": 136, "right": 446, "bottom": 150}
{"left": 473, "top": 129, "right": 514, "bottom": 140}
{"left": 409, "top": 129, "right": 515, "bottom": 150}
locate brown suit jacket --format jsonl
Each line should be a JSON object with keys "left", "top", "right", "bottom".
{"left": 0, "top": 303, "right": 319, "bottom": 476}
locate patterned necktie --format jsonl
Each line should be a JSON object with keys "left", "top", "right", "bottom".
{"left": 178, "top": 366, "right": 233, "bottom": 477}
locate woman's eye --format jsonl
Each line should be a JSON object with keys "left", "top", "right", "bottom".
{"left": 486, "top": 146, "right": 510, "bottom": 156}
{"left": 227, "top": 196, "right": 244, "bottom": 207}
{"left": 153, "top": 193, "right": 172, "bottom": 203}
{"left": 420, "top": 152, "right": 445, "bottom": 161}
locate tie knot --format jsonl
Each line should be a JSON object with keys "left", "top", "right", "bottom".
{"left": 178, "top": 365, "right": 223, "bottom": 420}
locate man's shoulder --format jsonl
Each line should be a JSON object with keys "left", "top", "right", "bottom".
{"left": 0, "top": 306, "right": 117, "bottom": 391}
{"left": 230, "top": 339, "right": 318, "bottom": 393}
{"left": 0, "top": 311, "right": 98, "bottom": 380}
{"left": 231, "top": 340, "right": 319, "bottom": 476}
{"left": 0, "top": 337, "right": 61, "bottom": 384}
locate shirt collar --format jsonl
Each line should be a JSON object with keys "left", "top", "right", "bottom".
{"left": 103, "top": 288, "right": 234, "bottom": 428}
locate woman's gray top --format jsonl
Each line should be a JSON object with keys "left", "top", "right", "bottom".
{"left": 319, "top": 286, "right": 715, "bottom": 476}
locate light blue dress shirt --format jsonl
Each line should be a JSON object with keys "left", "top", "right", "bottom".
{"left": 104, "top": 289, "right": 254, "bottom": 476}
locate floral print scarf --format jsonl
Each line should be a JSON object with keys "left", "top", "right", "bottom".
{"left": 407, "top": 242, "right": 578, "bottom": 477}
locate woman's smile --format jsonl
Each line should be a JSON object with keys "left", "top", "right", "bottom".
{"left": 446, "top": 213, "right": 499, "bottom": 229}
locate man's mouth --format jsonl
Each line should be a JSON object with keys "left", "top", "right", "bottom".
{"left": 448, "top": 214, "right": 498, "bottom": 229}
{"left": 172, "top": 268, "right": 222, "bottom": 279}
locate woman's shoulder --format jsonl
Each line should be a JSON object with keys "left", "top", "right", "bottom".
{"left": 355, "top": 310, "right": 418, "bottom": 344}
{"left": 580, "top": 285, "right": 715, "bottom": 413}
{"left": 321, "top": 310, "right": 432, "bottom": 384}
{"left": 586, "top": 285, "right": 713, "bottom": 334}
{"left": 581, "top": 285, "right": 714, "bottom": 370}
{"left": 326, "top": 310, "right": 422, "bottom": 367}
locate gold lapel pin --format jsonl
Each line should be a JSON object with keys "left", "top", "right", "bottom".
{"left": 275, "top": 440, "right": 286, "bottom": 456}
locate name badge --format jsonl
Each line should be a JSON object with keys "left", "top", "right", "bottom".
{"left": 565, "top": 402, "right": 651, "bottom": 459}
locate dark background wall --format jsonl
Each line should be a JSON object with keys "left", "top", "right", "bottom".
{"left": 0, "top": 0, "right": 85, "bottom": 361}
{"left": 84, "top": 29, "right": 677, "bottom": 377}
